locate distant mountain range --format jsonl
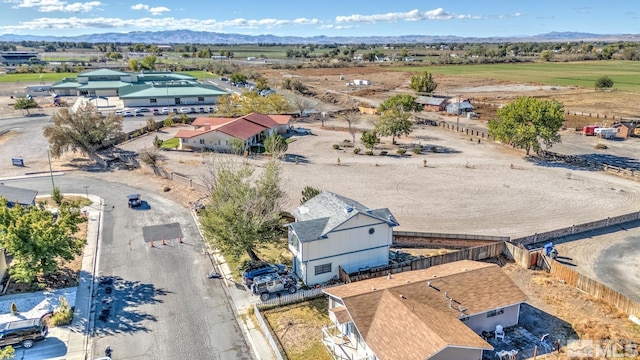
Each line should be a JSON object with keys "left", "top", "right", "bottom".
{"left": 1, "top": 30, "right": 639, "bottom": 44}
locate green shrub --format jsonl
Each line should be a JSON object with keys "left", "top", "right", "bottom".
{"left": 51, "top": 187, "right": 63, "bottom": 205}
{"left": 341, "top": 140, "right": 354, "bottom": 148}
{"left": 594, "top": 143, "right": 608, "bottom": 150}
{"left": 332, "top": 144, "right": 340, "bottom": 150}
{"left": 412, "top": 145, "right": 424, "bottom": 154}
{"left": 397, "top": 148, "right": 407, "bottom": 155}
{"left": 353, "top": 147, "right": 361, "bottom": 154}
{"left": 380, "top": 150, "right": 388, "bottom": 156}
{"left": 51, "top": 296, "right": 73, "bottom": 326}
{"left": 163, "top": 118, "right": 174, "bottom": 127}
{"left": 365, "top": 150, "right": 373, "bottom": 156}
{"left": 430, "top": 146, "right": 438, "bottom": 153}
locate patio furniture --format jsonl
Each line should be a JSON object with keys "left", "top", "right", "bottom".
{"left": 495, "top": 350, "right": 509, "bottom": 360}
{"left": 508, "top": 349, "right": 518, "bottom": 359}
{"left": 495, "top": 325, "right": 505, "bottom": 341}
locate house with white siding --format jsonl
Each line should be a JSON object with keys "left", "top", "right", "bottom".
{"left": 322, "top": 260, "right": 527, "bottom": 360}
{"left": 286, "top": 191, "right": 399, "bottom": 286}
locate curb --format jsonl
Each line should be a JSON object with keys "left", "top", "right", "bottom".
{"left": 0, "top": 172, "right": 65, "bottom": 182}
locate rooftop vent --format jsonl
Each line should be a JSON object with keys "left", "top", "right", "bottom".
{"left": 345, "top": 206, "right": 353, "bottom": 213}
{"left": 400, "top": 294, "right": 406, "bottom": 299}
{"left": 387, "top": 273, "right": 392, "bottom": 280}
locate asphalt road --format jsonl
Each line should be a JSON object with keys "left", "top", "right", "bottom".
{"left": 3, "top": 175, "right": 253, "bottom": 360}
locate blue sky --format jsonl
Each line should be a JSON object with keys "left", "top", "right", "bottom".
{"left": 0, "top": 1, "right": 637, "bottom": 38}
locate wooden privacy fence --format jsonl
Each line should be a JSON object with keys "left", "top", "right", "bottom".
{"left": 341, "top": 241, "right": 506, "bottom": 283}
{"left": 549, "top": 258, "right": 640, "bottom": 317}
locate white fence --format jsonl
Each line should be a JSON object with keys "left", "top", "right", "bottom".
{"left": 256, "top": 286, "right": 329, "bottom": 310}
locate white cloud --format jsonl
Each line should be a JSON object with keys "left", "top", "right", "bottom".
{"left": 149, "top": 6, "right": 169, "bottom": 15}
{"left": 0, "top": 15, "right": 320, "bottom": 32}
{"left": 335, "top": 8, "right": 480, "bottom": 23}
{"left": 130, "top": 3, "right": 170, "bottom": 15}
{"left": 8, "top": 0, "right": 102, "bottom": 13}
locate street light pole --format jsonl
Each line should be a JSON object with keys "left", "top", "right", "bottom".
{"left": 47, "top": 147, "right": 55, "bottom": 190}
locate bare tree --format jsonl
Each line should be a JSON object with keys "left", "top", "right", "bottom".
{"left": 290, "top": 95, "right": 311, "bottom": 118}
{"left": 338, "top": 110, "right": 360, "bottom": 143}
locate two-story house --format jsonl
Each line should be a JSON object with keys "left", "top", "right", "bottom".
{"left": 286, "top": 191, "right": 399, "bottom": 286}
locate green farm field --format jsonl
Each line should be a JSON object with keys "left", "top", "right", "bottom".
{"left": 394, "top": 61, "right": 640, "bottom": 93}
{"left": 0, "top": 72, "right": 76, "bottom": 83}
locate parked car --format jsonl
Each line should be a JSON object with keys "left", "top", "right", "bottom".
{"left": 198, "top": 107, "right": 206, "bottom": 113}
{"left": 241, "top": 261, "right": 287, "bottom": 286}
{"left": 161, "top": 107, "right": 169, "bottom": 115}
{"left": 179, "top": 107, "right": 190, "bottom": 114}
{"left": 152, "top": 108, "right": 160, "bottom": 115}
{"left": 0, "top": 317, "right": 48, "bottom": 349}
{"left": 134, "top": 109, "right": 144, "bottom": 116}
{"left": 127, "top": 193, "right": 142, "bottom": 208}
{"left": 172, "top": 108, "right": 179, "bottom": 114}
{"left": 189, "top": 107, "right": 197, "bottom": 114}
{"left": 251, "top": 273, "right": 298, "bottom": 301}
{"left": 123, "top": 110, "right": 133, "bottom": 117}
{"left": 207, "top": 106, "right": 215, "bottom": 113}
{"left": 295, "top": 127, "right": 312, "bottom": 135}
{"left": 138, "top": 108, "right": 150, "bottom": 112}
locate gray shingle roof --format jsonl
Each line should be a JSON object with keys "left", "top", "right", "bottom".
{"left": 0, "top": 184, "right": 38, "bottom": 207}
{"left": 288, "top": 191, "right": 398, "bottom": 242}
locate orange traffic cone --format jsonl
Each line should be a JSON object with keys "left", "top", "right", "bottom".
{"left": 150, "top": 241, "right": 154, "bottom": 248}
{"left": 162, "top": 239, "right": 167, "bottom": 246}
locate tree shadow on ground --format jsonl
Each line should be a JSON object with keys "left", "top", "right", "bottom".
{"left": 282, "top": 154, "right": 311, "bottom": 164}
{"left": 93, "top": 275, "right": 172, "bottom": 335}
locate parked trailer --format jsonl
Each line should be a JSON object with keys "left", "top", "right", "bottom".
{"left": 583, "top": 125, "right": 599, "bottom": 136}
{"left": 594, "top": 127, "right": 617, "bottom": 139}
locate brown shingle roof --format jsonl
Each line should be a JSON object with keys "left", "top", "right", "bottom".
{"left": 324, "top": 260, "right": 526, "bottom": 360}
{"left": 361, "top": 292, "right": 491, "bottom": 360}
{"left": 329, "top": 306, "right": 351, "bottom": 324}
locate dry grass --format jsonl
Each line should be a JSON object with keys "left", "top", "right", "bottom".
{"left": 394, "top": 247, "right": 457, "bottom": 257}
{"left": 261, "top": 297, "right": 333, "bottom": 360}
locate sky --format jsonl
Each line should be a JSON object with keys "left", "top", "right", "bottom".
{"left": 0, "top": 1, "right": 637, "bottom": 38}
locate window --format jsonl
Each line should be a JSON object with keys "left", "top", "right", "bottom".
{"left": 315, "top": 263, "right": 331, "bottom": 275}
{"left": 150, "top": 98, "right": 157, "bottom": 104}
{"left": 175, "top": 98, "right": 181, "bottom": 104}
{"left": 181, "top": 138, "right": 187, "bottom": 143}
{"left": 487, "top": 308, "right": 504, "bottom": 318}
{"left": 198, "top": 96, "right": 204, "bottom": 102}
{"left": 368, "top": 227, "right": 375, "bottom": 235}
{"left": 199, "top": 139, "right": 205, "bottom": 145}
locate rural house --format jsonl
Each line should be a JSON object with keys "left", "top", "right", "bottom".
{"left": 415, "top": 95, "right": 449, "bottom": 112}
{"left": 612, "top": 121, "right": 639, "bottom": 138}
{"left": 176, "top": 113, "right": 292, "bottom": 152}
{"left": 286, "top": 191, "right": 399, "bottom": 286}
{"left": 322, "top": 260, "right": 527, "bottom": 360}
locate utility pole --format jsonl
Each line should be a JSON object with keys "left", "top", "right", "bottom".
{"left": 456, "top": 95, "right": 461, "bottom": 131}
{"left": 47, "top": 147, "right": 55, "bottom": 190}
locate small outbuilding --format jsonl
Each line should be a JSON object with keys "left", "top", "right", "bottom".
{"left": 446, "top": 100, "right": 474, "bottom": 115}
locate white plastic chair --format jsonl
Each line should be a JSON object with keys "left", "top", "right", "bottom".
{"left": 495, "top": 325, "right": 505, "bottom": 341}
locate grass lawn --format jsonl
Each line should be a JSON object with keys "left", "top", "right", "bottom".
{"left": 37, "top": 195, "right": 93, "bottom": 208}
{"left": 176, "top": 70, "right": 214, "bottom": 81}
{"left": 0, "top": 72, "right": 76, "bottom": 83}
{"left": 393, "top": 60, "right": 640, "bottom": 93}
{"left": 160, "top": 137, "right": 179, "bottom": 149}
{"left": 261, "top": 297, "right": 333, "bottom": 360}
